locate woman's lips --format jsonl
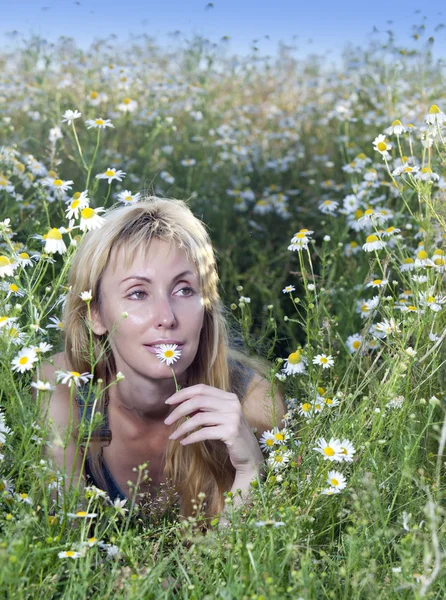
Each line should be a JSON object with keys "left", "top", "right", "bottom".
{"left": 144, "top": 344, "right": 184, "bottom": 355}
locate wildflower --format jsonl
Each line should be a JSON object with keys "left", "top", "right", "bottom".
{"left": 11, "top": 347, "right": 38, "bottom": 373}
{"left": 312, "top": 354, "right": 334, "bottom": 369}
{"left": 281, "top": 350, "right": 306, "bottom": 376}
{"left": 80, "top": 290, "right": 93, "bottom": 302}
{"left": 385, "top": 119, "right": 407, "bottom": 135}
{"left": 85, "top": 117, "right": 114, "bottom": 129}
{"left": 424, "top": 104, "right": 446, "bottom": 125}
{"left": 313, "top": 438, "right": 343, "bottom": 462}
{"left": 238, "top": 296, "right": 251, "bottom": 306}
{"left": 31, "top": 380, "right": 55, "bottom": 392}
{"left": 56, "top": 370, "right": 93, "bottom": 388}
{"left": 419, "top": 291, "right": 446, "bottom": 312}
{"left": 58, "top": 551, "right": 82, "bottom": 559}
{"left": 160, "top": 171, "right": 175, "bottom": 184}
{"left": 79, "top": 207, "right": 106, "bottom": 232}
{"left": 326, "top": 470, "right": 347, "bottom": 491}
{"left": 47, "top": 316, "right": 64, "bottom": 330}
{"left": 2, "top": 282, "right": 25, "bottom": 299}
{"left": 318, "top": 199, "right": 338, "bottom": 215}
{"left": 392, "top": 165, "right": 419, "bottom": 176}
{"left": 155, "top": 344, "right": 182, "bottom": 366}
{"left": 67, "top": 510, "right": 98, "bottom": 518}
{"left": 366, "top": 278, "right": 388, "bottom": 288}
{"left": 259, "top": 430, "right": 276, "bottom": 452}
{"left": 116, "top": 190, "right": 141, "bottom": 205}
{"left": 386, "top": 396, "right": 404, "bottom": 410}
{"left": 43, "top": 228, "right": 67, "bottom": 255}
{"left": 282, "top": 284, "right": 295, "bottom": 294}
{"left": 298, "top": 402, "right": 314, "bottom": 418}
{"left": 254, "top": 520, "right": 286, "bottom": 527}
{"left": 61, "top": 110, "right": 82, "bottom": 125}
{"left": 415, "top": 167, "right": 440, "bottom": 182}
{"left": 346, "top": 333, "right": 363, "bottom": 354}
{"left": 321, "top": 486, "right": 341, "bottom": 495}
{"left": 96, "top": 168, "right": 126, "bottom": 184}
{"left": 180, "top": 158, "right": 196, "bottom": 167}
{"left": 373, "top": 134, "right": 392, "bottom": 159}
{"left": 374, "top": 318, "right": 401, "bottom": 337}
{"left": 267, "top": 449, "right": 292, "bottom": 470}
{"left": 49, "top": 127, "right": 63, "bottom": 143}
{"left": 400, "top": 258, "right": 415, "bottom": 272}
{"left": 0, "top": 256, "right": 17, "bottom": 278}
{"left": 117, "top": 97, "right": 138, "bottom": 112}
{"left": 42, "top": 177, "right": 74, "bottom": 193}
{"left": 363, "top": 234, "right": 386, "bottom": 252}
{"left": 65, "top": 191, "right": 89, "bottom": 219}
{"left": 339, "top": 439, "right": 356, "bottom": 461}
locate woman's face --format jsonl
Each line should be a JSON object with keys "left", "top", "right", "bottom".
{"left": 91, "top": 238, "right": 205, "bottom": 381}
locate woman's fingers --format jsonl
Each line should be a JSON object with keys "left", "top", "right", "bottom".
{"left": 164, "top": 396, "right": 217, "bottom": 425}
{"left": 168, "top": 412, "right": 225, "bottom": 440}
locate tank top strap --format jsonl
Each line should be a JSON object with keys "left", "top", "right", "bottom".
{"left": 76, "top": 384, "right": 112, "bottom": 448}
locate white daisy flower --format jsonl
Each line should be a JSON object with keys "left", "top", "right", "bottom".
{"left": 282, "top": 285, "right": 295, "bottom": 294}
{"left": 79, "top": 290, "right": 93, "bottom": 302}
{"left": 424, "top": 104, "right": 446, "bottom": 125}
{"left": 267, "top": 449, "right": 292, "bottom": 470}
{"left": 339, "top": 439, "right": 356, "bottom": 462}
{"left": 79, "top": 207, "right": 106, "bottom": 232}
{"left": 282, "top": 350, "right": 307, "bottom": 375}
{"left": 326, "top": 470, "right": 347, "bottom": 491}
{"left": 42, "top": 177, "right": 74, "bottom": 193}
{"left": 95, "top": 168, "right": 126, "bottom": 184}
{"left": 313, "top": 437, "right": 343, "bottom": 462}
{"left": 43, "top": 228, "right": 67, "bottom": 255}
{"left": 366, "top": 278, "right": 388, "bottom": 288}
{"left": 11, "top": 347, "right": 39, "bottom": 373}
{"left": 56, "top": 370, "right": 93, "bottom": 388}
{"left": 61, "top": 109, "right": 82, "bottom": 126}
{"left": 65, "top": 191, "right": 89, "bottom": 219}
{"left": 298, "top": 402, "right": 314, "bottom": 419}
{"left": 385, "top": 119, "right": 407, "bottom": 135}
{"left": 259, "top": 430, "right": 276, "bottom": 452}
{"left": 117, "top": 97, "right": 138, "bottom": 113}
{"left": 419, "top": 291, "right": 446, "bottom": 312}
{"left": 116, "top": 190, "right": 141, "bottom": 205}
{"left": 85, "top": 117, "right": 114, "bottom": 129}
{"left": 346, "top": 333, "right": 363, "bottom": 354}
{"left": 47, "top": 316, "right": 64, "bottom": 330}
{"left": 67, "top": 510, "right": 98, "bottom": 518}
{"left": 160, "top": 171, "right": 175, "bottom": 184}
{"left": 0, "top": 256, "right": 17, "bottom": 278}
{"left": 31, "top": 380, "right": 55, "bottom": 392}
{"left": 180, "top": 158, "right": 196, "bottom": 167}
{"left": 155, "top": 344, "right": 182, "bottom": 366}
{"left": 321, "top": 486, "right": 341, "bottom": 495}
{"left": 312, "top": 354, "right": 334, "bottom": 369}
{"left": 58, "top": 551, "right": 82, "bottom": 559}
{"left": 373, "top": 318, "right": 401, "bottom": 337}
{"left": 362, "top": 234, "right": 387, "bottom": 252}
{"left": 373, "top": 134, "right": 392, "bottom": 159}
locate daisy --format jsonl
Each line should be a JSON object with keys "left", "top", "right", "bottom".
{"left": 282, "top": 350, "right": 307, "bottom": 375}
{"left": 374, "top": 318, "right": 401, "bottom": 337}
{"left": 385, "top": 119, "right": 407, "bottom": 135}
{"left": 339, "top": 439, "right": 356, "bottom": 462}
{"left": 0, "top": 316, "right": 15, "bottom": 329}
{"left": 0, "top": 256, "right": 17, "bottom": 278}
{"left": 33, "top": 341, "right": 53, "bottom": 354}
{"left": 321, "top": 486, "right": 341, "bottom": 495}
{"left": 362, "top": 234, "right": 387, "bottom": 252}
{"left": 117, "top": 97, "right": 138, "bottom": 113}
{"left": 11, "top": 347, "right": 38, "bottom": 373}
{"left": 160, "top": 171, "right": 175, "bottom": 184}
{"left": 270, "top": 427, "right": 290, "bottom": 445}
{"left": 2, "top": 282, "right": 25, "bottom": 299}
{"left": 282, "top": 284, "right": 295, "bottom": 294}
{"left": 47, "top": 316, "right": 64, "bottom": 330}
{"left": 318, "top": 199, "right": 338, "bottom": 215}
{"left": 180, "top": 158, "right": 196, "bottom": 167}
{"left": 313, "top": 437, "right": 343, "bottom": 462}
{"left": 267, "top": 449, "right": 292, "bottom": 470}
{"left": 400, "top": 258, "right": 415, "bottom": 272}
{"left": 79, "top": 207, "right": 106, "bottom": 232}
{"left": 424, "top": 104, "right": 446, "bottom": 125}
{"left": 155, "top": 344, "right": 182, "bottom": 366}
{"left": 116, "top": 190, "right": 141, "bottom": 205}
{"left": 31, "top": 380, "right": 55, "bottom": 392}
{"left": 79, "top": 290, "right": 93, "bottom": 302}
{"left": 67, "top": 510, "right": 98, "bottom": 518}
{"left": 85, "top": 117, "right": 114, "bottom": 129}
{"left": 373, "top": 134, "right": 392, "bottom": 159}
{"left": 322, "top": 395, "right": 340, "bottom": 408}
{"left": 415, "top": 167, "right": 440, "bottom": 182}
{"left": 346, "top": 333, "right": 363, "bottom": 354}
{"left": 16, "top": 252, "right": 37, "bottom": 267}
{"left": 43, "top": 228, "right": 67, "bottom": 255}
{"left": 419, "top": 291, "right": 446, "bottom": 312}
{"left": 312, "top": 354, "right": 334, "bottom": 369}
{"left": 298, "top": 402, "right": 314, "bottom": 419}
{"left": 42, "top": 177, "right": 74, "bottom": 193}
{"left": 56, "top": 370, "right": 93, "bottom": 388}
{"left": 326, "top": 470, "right": 347, "bottom": 491}
{"left": 366, "top": 278, "right": 388, "bottom": 288}
{"left": 61, "top": 109, "right": 82, "bottom": 126}
{"left": 95, "top": 168, "right": 126, "bottom": 184}
{"left": 259, "top": 430, "right": 276, "bottom": 452}
{"left": 58, "top": 551, "right": 82, "bottom": 559}
{"left": 65, "top": 191, "right": 89, "bottom": 219}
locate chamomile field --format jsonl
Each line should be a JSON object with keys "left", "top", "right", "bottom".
{"left": 0, "top": 24, "right": 445, "bottom": 599}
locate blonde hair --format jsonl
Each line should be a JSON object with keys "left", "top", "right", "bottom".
{"left": 63, "top": 197, "right": 268, "bottom": 519}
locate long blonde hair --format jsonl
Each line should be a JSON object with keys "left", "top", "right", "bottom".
{"left": 63, "top": 197, "right": 267, "bottom": 518}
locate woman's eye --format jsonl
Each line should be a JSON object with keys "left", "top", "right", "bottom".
{"left": 129, "top": 290, "right": 147, "bottom": 300}
{"left": 177, "top": 286, "right": 194, "bottom": 297}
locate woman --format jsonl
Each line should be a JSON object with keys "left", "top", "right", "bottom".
{"left": 39, "top": 197, "right": 286, "bottom": 519}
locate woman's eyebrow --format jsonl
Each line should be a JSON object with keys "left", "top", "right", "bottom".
{"left": 120, "top": 270, "right": 196, "bottom": 284}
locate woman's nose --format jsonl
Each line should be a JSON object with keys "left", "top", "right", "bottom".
{"left": 154, "top": 297, "right": 177, "bottom": 329}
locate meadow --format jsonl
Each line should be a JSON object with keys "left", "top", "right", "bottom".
{"left": 0, "top": 25, "right": 445, "bottom": 599}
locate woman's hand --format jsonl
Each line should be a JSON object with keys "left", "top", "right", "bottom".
{"left": 164, "top": 384, "right": 264, "bottom": 477}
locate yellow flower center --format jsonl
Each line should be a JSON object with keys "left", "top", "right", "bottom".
{"left": 407, "top": 306, "right": 417, "bottom": 311}
{"left": 377, "top": 141, "right": 388, "bottom": 152}
{"left": 65, "top": 551, "right": 76, "bottom": 557}
{"left": 53, "top": 179, "right": 63, "bottom": 187}
{"left": 364, "top": 209, "right": 374, "bottom": 216}
{"left": 417, "top": 250, "right": 428, "bottom": 260}
{"left": 46, "top": 228, "right": 62, "bottom": 240}
{"left": 429, "top": 105, "right": 440, "bottom": 114}
{"left": 323, "top": 447, "right": 335, "bottom": 456}
{"left": 105, "top": 169, "right": 115, "bottom": 177}
{"left": 357, "top": 153, "right": 367, "bottom": 159}
{"left": 302, "top": 403, "right": 311, "bottom": 412}
{"left": 353, "top": 341, "right": 361, "bottom": 349}
{"left": 433, "top": 249, "right": 444, "bottom": 256}
{"left": 317, "top": 387, "right": 325, "bottom": 395}
{"left": 81, "top": 208, "right": 95, "bottom": 220}
{"left": 19, "top": 356, "right": 29, "bottom": 365}
{"left": 90, "top": 91, "right": 98, "bottom": 99}
{"left": 386, "top": 227, "right": 395, "bottom": 233}
{"left": 354, "top": 209, "right": 363, "bottom": 220}
{"left": 372, "top": 279, "right": 382, "bottom": 285}
{"left": 391, "top": 119, "right": 402, "bottom": 126}
{"left": 9, "top": 284, "right": 19, "bottom": 293}
{"left": 330, "top": 478, "right": 339, "bottom": 486}
{"left": 164, "top": 350, "right": 174, "bottom": 358}
{"left": 123, "top": 97, "right": 131, "bottom": 104}
{"left": 324, "top": 398, "right": 333, "bottom": 405}
{"left": 295, "top": 233, "right": 306, "bottom": 239}
{"left": 0, "top": 176, "right": 9, "bottom": 186}
{"left": 287, "top": 351, "right": 301, "bottom": 365}
{"left": 403, "top": 166, "right": 413, "bottom": 173}
{"left": 350, "top": 242, "right": 358, "bottom": 248}
{"left": 421, "top": 167, "right": 432, "bottom": 174}
{"left": 434, "top": 258, "right": 445, "bottom": 266}
{"left": 274, "top": 433, "right": 284, "bottom": 441}
{"left": 403, "top": 258, "right": 414, "bottom": 264}
{"left": 76, "top": 511, "right": 87, "bottom": 517}
{"left": 366, "top": 235, "right": 379, "bottom": 243}
{"left": 319, "top": 357, "right": 328, "bottom": 364}
{"left": 427, "top": 296, "right": 436, "bottom": 303}
{"left": 71, "top": 200, "right": 80, "bottom": 209}
{"left": 9, "top": 328, "right": 18, "bottom": 338}
{"left": 19, "top": 252, "right": 29, "bottom": 259}
{"left": 20, "top": 493, "right": 28, "bottom": 499}
{"left": 95, "top": 119, "right": 104, "bottom": 125}
{"left": 265, "top": 439, "right": 274, "bottom": 447}
{"left": 124, "top": 195, "right": 132, "bottom": 202}
{"left": 0, "top": 316, "right": 7, "bottom": 324}
{"left": 70, "top": 371, "right": 81, "bottom": 377}
{"left": 0, "top": 256, "right": 12, "bottom": 267}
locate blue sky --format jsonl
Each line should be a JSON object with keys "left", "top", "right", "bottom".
{"left": 2, "top": 0, "right": 446, "bottom": 59}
